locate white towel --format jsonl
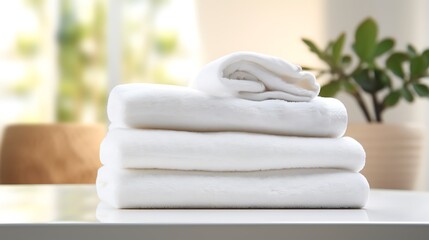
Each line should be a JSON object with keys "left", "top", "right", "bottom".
{"left": 96, "top": 167, "right": 369, "bottom": 209}
{"left": 101, "top": 129, "right": 365, "bottom": 172}
{"left": 190, "top": 51, "right": 320, "bottom": 101}
{"left": 108, "top": 83, "right": 347, "bottom": 137}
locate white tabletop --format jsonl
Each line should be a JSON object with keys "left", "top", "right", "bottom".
{"left": 0, "top": 184, "right": 428, "bottom": 240}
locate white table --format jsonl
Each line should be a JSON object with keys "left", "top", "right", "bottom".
{"left": 0, "top": 185, "right": 428, "bottom": 240}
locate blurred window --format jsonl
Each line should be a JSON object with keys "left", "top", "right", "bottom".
{"left": 0, "top": 0, "right": 200, "bottom": 124}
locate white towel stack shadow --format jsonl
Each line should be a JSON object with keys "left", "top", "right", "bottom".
{"left": 97, "top": 52, "right": 370, "bottom": 209}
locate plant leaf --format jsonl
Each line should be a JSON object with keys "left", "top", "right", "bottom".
{"left": 383, "top": 90, "right": 401, "bottom": 107}
{"left": 324, "top": 41, "right": 334, "bottom": 54}
{"left": 410, "top": 56, "right": 426, "bottom": 79}
{"left": 374, "top": 69, "right": 391, "bottom": 88}
{"left": 407, "top": 44, "right": 418, "bottom": 57}
{"left": 353, "top": 69, "right": 385, "bottom": 93}
{"left": 353, "top": 18, "right": 378, "bottom": 63}
{"left": 374, "top": 38, "right": 394, "bottom": 57}
{"left": 332, "top": 33, "right": 346, "bottom": 65}
{"left": 353, "top": 69, "right": 374, "bottom": 93}
{"left": 413, "top": 83, "right": 429, "bottom": 97}
{"left": 386, "top": 52, "right": 408, "bottom": 78}
{"left": 323, "top": 41, "right": 335, "bottom": 66}
{"left": 319, "top": 81, "right": 341, "bottom": 97}
{"left": 422, "top": 49, "right": 429, "bottom": 64}
{"left": 401, "top": 86, "right": 414, "bottom": 102}
{"left": 342, "top": 81, "right": 357, "bottom": 94}
{"left": 302, "top": 38, "right": 323, "bottom": 59}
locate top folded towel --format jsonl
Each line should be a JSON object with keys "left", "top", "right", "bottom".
{"left": 108, "top": 83, "right": 348, "bottom": 137}
{"left": 190, "top": 51, "right": 320, "bottom": 102}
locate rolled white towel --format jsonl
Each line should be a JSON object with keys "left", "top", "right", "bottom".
{"left": 96, "top": 167, "right": 370, "bottom": 209}
{"left": 101, "top": 129, "right": 365, "bottom": 172}
{"left": 190, "top": 51, "right": 320, "bottom": 101}
{"left": 108, "top": 83, "right": 347, "bottom": 137}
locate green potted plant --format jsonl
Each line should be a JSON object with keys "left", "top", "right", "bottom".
{"left": 302, "top": 17, "right": 427, "bottom": 189}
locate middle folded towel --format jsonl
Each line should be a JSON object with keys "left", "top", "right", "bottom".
{"left": 101, "top": 129, "right": 365, "bottom": 172}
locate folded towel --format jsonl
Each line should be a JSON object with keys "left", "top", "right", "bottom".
{"left": 96, "top": 167, "right": 369, "bottom": 209}
{"left": 96, "top": 202, "right": 369, "bottom": 223}
{"left": 190, "top": 51, "right": 320, "bottom": 101}
{"left": 101, "top": 129, "right": 365, "bottom": 172}
{"left": 108, "top": 83, "right": 347, "bottom": 137}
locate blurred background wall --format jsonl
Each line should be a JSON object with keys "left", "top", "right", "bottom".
{"left": 0, "top": 0, "right": 428, "bottom": 188}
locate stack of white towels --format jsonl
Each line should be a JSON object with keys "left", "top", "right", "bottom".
{"left": 97, "top": 52, "right": 369, "bottom": 209}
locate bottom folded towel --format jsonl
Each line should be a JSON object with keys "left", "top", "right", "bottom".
{"left": 96, "top": 167, "right": 369, "bottom": 209}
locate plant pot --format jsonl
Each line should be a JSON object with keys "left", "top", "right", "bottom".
{"left": 0, "top": 124, "right": 106, "bottom": 184}
{"left": 346, "top": 123, "right": 425, "bottom": 190}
